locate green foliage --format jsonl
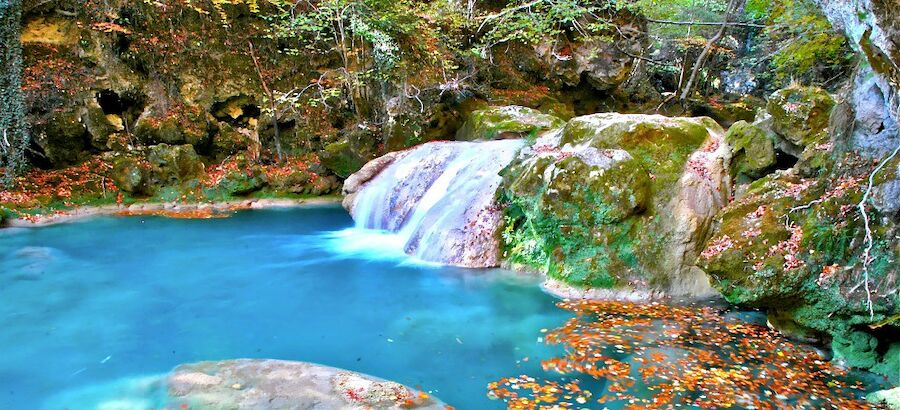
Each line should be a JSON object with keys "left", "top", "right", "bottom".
{"left": 0, "top": 0, "right": 30, "bottom": 187}
{"left": 479, "top": 0, "right": 626, "bottom": 47}
{"left": 762, "top": 0, "right": 853, "bottom": 85}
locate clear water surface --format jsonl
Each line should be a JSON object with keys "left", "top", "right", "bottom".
{"left": 0, "top": 205, "right": 570, "bottom": 409}
{"left": 1, "top": 205, "right": 889, "bottom": 409}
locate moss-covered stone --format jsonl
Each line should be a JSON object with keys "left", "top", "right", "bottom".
{"left": 832, "top": 329, "right": 879, "bottom": 369}
{"left": 146, "top": 144, "right": 205, "bottom": 186}
{"left": 500, "top": 114, "right": 723, "bottom": 290}
{"left": 83, "top": 99, "right": 118, "bottom": 150}
{"left": 134, "top": 105, "right": 210, "bottom": 147}
{"left": 725, "top": 121, "right": 777, "bottom": 182}
{"left": 110, "top": 156, "right": 149, "bottom": 194}
{"left": 319, "top": 126, "right": 379, "bottom": 178}
{"left": 455, "top": 106, "right": 564, "bottom": 141}
{"left": 700, "top": 153, "right": 899, "bottom": 379}
{"left": 766, "top": 85, "right": 835, "bottom": 149}
{"left": 872, "top": 342, "right": 900, "bottom": 386}
{"left": 32, "top": 108, "right": 90, "bottom": 167}
{"left": 212, "top": 122, "right": 252, "bottom": 159}
{"left": 217, "top": 166, "right": 268, "bottom": 196}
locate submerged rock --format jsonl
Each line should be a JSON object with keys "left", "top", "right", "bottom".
{"left": 867, "top": 387, "right": 900, "bottom": 410}
{"left": 167, "top": 359, "right": 447, "bottom": 410}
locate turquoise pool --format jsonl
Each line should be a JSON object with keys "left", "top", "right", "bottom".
{"left": 0, "top": 205, "right": 568, "bottom": 409}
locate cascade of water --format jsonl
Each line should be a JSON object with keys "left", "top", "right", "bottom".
{"left": 350, "top": 139, "right": 525, "bottom": 267}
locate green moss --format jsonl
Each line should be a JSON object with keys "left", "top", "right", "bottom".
{"left": 766, "top": 85, "right": 835, "bottom": 148}
{"left": 725, "top": 120, "right": 777, "bottom": 182}
{"left": 320, "top": 140, "right": 364, "bottom": 179}
{"left": 456, "top": 106, "right": 564, "bottom": 141}
{"left": 215, "top": 166, "right": 269, "bottom": 196}
{"left": 832, "top": 329, "right": 879, "bottom": 369}
{"left": 500, "top": 114, "right": 717, "bottom": 289}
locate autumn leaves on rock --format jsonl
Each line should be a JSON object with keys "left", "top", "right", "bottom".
{"left": 701, "top": 85, "right": 899, "bottom": 382}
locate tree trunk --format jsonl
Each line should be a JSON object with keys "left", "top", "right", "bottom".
{"left": 0, "top": 0, "right": 29, "bottom": 186}
{"left": 248, "top": 41, "right": 284, "bottom": 164}
{"left": 678, "top": 0, "right": 746, "bottom": 102}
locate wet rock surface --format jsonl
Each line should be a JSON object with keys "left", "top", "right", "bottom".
{"left": 345, "top": 109, "right": 731, "bottom": 295}
{"left": 167, "top": 359, "right": 448, "bottom": 410}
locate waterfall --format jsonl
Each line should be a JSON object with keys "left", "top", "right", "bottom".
{"left": 348, "top": 139, "right": 525, "bottom": 267}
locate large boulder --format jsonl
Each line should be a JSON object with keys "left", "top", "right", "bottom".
{"left": 30, "top": 108, "right": 90, "bottom": 167}
{"left": 166, "top": 359, "right": 447, "bottom": 410}
{"left": 766, "top": 85, "right": 835, "bottom": 156}
{"left": 500, "top": 113, "right": 730, "bottom": 295}
{"left": 146, "top": 143, "right": 205, "bottom": 186}
{"left": 455, "top": 106, "right": 564, "bottom": 141}
{"left": 725, "top": 120, "right": 777, "bottom": 183}
{"left": 699, "top": 167, "right": 898, "bottom": 377}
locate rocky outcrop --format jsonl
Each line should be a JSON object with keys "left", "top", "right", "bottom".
{"left": 455, "top": 106, "right": 564, "bottom": 141}
{"left": 341, "top": 150, "right": 407, "bottom": 213}
{"left": 344, "top": 108, "right": 731, "bottom": 296}
{"left": 500, "top": 113, "right": 729, "bottom": 295}
{"left": 167, "top": 359, "right": 447, "bottom": 410}
{"left": 813, "top": 0, "right": 899, "bottom": 158}
{"left": 701, "top": 84, "right": 899, "bottom": 381}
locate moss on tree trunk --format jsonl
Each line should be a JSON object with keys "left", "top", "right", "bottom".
{"left": 0, "top": 0, "right": 29, "bottom": 186}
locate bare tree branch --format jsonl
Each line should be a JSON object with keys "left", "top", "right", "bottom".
{"left": 647, "top": 18, "right": 769, "bottom": 28}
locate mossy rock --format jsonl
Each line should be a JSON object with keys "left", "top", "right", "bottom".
{"left": 134, "top": 106, "right": 210, "bottom": 147}
{"left": 83, "top": 99, "right": 119, "bottom": 150}
{"left": 561, "top": 113, "right": 715, "bottom": 203}
{"left": 701, "top": 156, "right": 899, "bottom": 376}
{"left": 455, "top": 106, "right": 564, "bottom": 141}
{"left": 146, "top": 144, "right": 205, "bottom": 186}
{"left": 269, "top": 170, "right": 312, "bottom": 194}
{"left": 726, "top": 121, "right": 777, "bottom": 182}
{"left": 500, "top": 114, "right": 720, "bottom": 290}
{"left": 319, "top": 127, "right": 379, "bottom": 178}
{"left": 872, "top": 342, "right": 900, "bottom": 386}
{"left": 110, "top": 156, "right": 149, "bottom": 195}
{"left": 540, "top": 155, "right": 651, "bottom": 224}
{"left": 32, "top": 108, "right": 90, "bottom": 167}
{"left": 212, "top": 122, "right": 252, "bottom": 159}
{"left": 832, "top": 329, "right": 880, "bottom": 369}
{"left": 766, "top": 85, "right": 835, "bottom": 149}
{"left": 217, "top": 166, "right": 268, "bottom": 196}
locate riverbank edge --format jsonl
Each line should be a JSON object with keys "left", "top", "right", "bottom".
{"left": 1, "top": 196, "right": 343, "bottom": 228}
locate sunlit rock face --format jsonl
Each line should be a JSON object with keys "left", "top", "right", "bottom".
{"left": 344, "top": 109, "right": 732, "bottom": 297}
{"left": 344, "top": 139, "right": 525, "bottom": 268}
{"left": 813, "top": 0, "right": 899, "bottom": 158}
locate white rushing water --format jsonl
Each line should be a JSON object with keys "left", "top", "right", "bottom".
{"left": 349, "top": 139, "right": 526, "bottom": 267}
